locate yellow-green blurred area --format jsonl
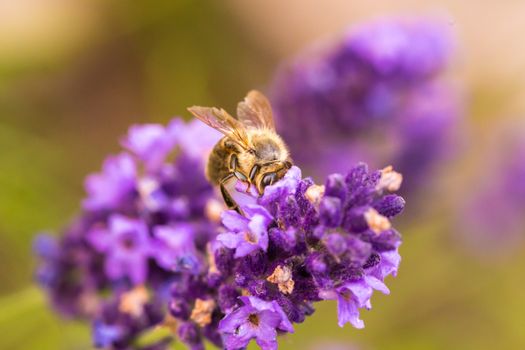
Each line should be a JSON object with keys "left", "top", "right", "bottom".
{"left": 1, "top": 1, "right": 525, "bottom": 349}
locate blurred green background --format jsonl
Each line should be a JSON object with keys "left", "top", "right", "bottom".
{"left": 1, "top": 1, "right": 525, "bottom": 349}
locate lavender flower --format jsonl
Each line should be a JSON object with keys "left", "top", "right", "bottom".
{"left": 270, "top": 17, "right": 460, "bottom": 195}
{"left": 122, "top": 124, "right": 174, "bottom": 171}
{"left": 83, "top": 153, "right": 137, "bottom": 211}
{"left": 91, "top": 294, "right": 166, "bottom": 349}
{"left": 35, "top": 118, "right": 405, "bottom": 349}
{"left": 207, "top": 164, "right": 403, "bottom": 349}
{"left": 219, "top": 296, "right": 294, "bottom": 350}
{"left": 87, "top": 215, "right": 151, "bottom": 284}
{"left": 217, "top": 205, "right": 273, "bottom": 258}
{"left": 152, "top": 224, "right": 202, "bottom": 274}
{"left": 33, "top": 220, "right": 103, "bottom": 317}
{"left": 35, "top": 118, "right": 222, "bottom": 349}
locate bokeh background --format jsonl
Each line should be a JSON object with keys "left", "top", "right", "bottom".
{"left": 1, "top": 0, "right": 525, "bottom": 349}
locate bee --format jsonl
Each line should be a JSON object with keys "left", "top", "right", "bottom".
{"left": 188, "top": 90, "right": 292, "bottom": 214}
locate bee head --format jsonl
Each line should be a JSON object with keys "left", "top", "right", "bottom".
{"left": 248, "top": 131, "right": 289, "bottom": 162}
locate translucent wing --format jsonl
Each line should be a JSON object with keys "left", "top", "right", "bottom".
{"left": 187, "top": 106, "right": 249, "bottom": 148}
{"left": 236, "top": 90, "right": 276, "bottom": 130}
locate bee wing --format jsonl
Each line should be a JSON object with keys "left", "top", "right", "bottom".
{"left": 187, "top": 106, "right": 249, "bottom": 148}
{"left": 236, "top": 90, "right": 276, "bottom": 131}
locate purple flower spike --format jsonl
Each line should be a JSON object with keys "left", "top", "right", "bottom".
{"left": 345, "top": 19, "right": 451, "bottom": 79}
{"left": 219, "top": 296, "right": 293, "bottom": 350}
{"left": 216, "top": 162, "right": 403, "bottom": 332}
{"left": 88, "top": 215, "right": 151, "bottom": 284}
{"left": 217, "top": 205, "right": 273, "bottom": 258}
{"left": 35, "top": 111, "right": 406, "bottom": 348}
{"left": 270, "top": 17, "right": 461, "bottom": 196}
{"left": 34, "top": 117, "right": 225, "bottom": 350}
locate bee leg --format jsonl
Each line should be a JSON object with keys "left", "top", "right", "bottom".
{"left": 246, "top": 164, "right": 260, "bottom": 194}
{"left": 230, "top": 154, "right": 252, "bottom": 194}
{"left": 220, "top": 173, "right": 243, "bottom": 215}
{"left": 229, "top": 154, "right": 238, "bottom": 171}
{"left": 261, "top": 172, "right": 278, "bottom": 188}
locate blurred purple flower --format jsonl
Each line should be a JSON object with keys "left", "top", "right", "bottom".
{"left": 152, "top": 224, "right": 202, "bottom": 274}
{"left": 33, "top": 218, "right": 104, "bottom": 317}
{"left": 460, "top": 121, "right": 525, "bottom": 254}
{"left": 121, "top": 124, "right": 174, "bottom": 171}
{"left": 121, "top": 119, "right": 220, "bottom": 172}
{"left": 92, "top": 297, "right": 165, "bottom": 349}
{"left": 35, "top": 118, "right": 221, "bottom": 349}
{"left": 270, "top": 17, "right": 461, "bottom": 196}
{"left": 33, "top": 233, "right": 61, "bottom": 287}
{"left": 93, "top": 321, "right": 125, "bottom": 348}
{"left": 87, "top": 215, "right": 151, "bottom": 284}
{"left": 83, "top": 153, "right": 137, "bottom": 211}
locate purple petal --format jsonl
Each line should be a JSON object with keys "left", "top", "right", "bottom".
{"left": 217, "top": 232, "right": 242, "bottom": 250}
{"left": 345, "top": 281, "right": 373, "bottom": 307}
{"left": 86, "top": 226, "right": 112, "bottom": 252}
{"left": 243, "top": 205, "right": 273, "bottom": 222}
{"left": 337, "top": 293, "right": 364, "bottom": 329}
{"left": 105, "top": 254, "right": 125, "bottom": 280}
{"left": 129, "top": 259, "right": 148, "bottom": 285}
{"left": 154, "top": 225, "right": 193, "bottom": 249}
{"left": 218, "top": 305, "right": 254, "bottom": 333}
{"left": 257, "top": 310, "right": 282, "bottom": 329}
{"left": 255, "top": 338, "right": 278, "bottom": 350}
{"left": 364, "top": 275, "right": 390, "bottom": 294}
{"left": 234, "top": 241, "right": 258, "bottom": 258}
{"left": 248, "top": 215, "right": 269, "bottom": 251}
{"left": 121, "top": 124, "right": 166, "bottom": 157}
{"left": 255, "top": 313, "right": 279, "bottom": 350}
{"left": 243, "top": 296, "right": 270, "bottom": 310}
{"left": 271, "top": 301, "right": 294, "bottom": 333}
{"left": 379, "top": 250, "right": 401, "bottom": 278}
{"left": 221, "top": 210, "right": 249, "bottom": 232}
{"left": 83, "top": 153, "right": 136, "bottom": 210}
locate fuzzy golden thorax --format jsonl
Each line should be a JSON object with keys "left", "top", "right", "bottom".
{"left": 236, "top": 129, "right": 290, "bottom": 175}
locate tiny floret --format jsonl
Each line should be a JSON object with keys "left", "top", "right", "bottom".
{"left": 364, "top": 208, "right": 392, "bottom": 234}
{"left": 190, "top": 298, "right": 216, "bottom": 327}
{"left": 377, "top": 166, "right": 403, "bottom": 192}
{"left": 266, "top": 265, "right": 295, "bottom": 294}
{"left": 118, "top": 285, "right": 149, "bottom": 318}
{"left": 305, "top": 184, "right": 326, "bottom": 205}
